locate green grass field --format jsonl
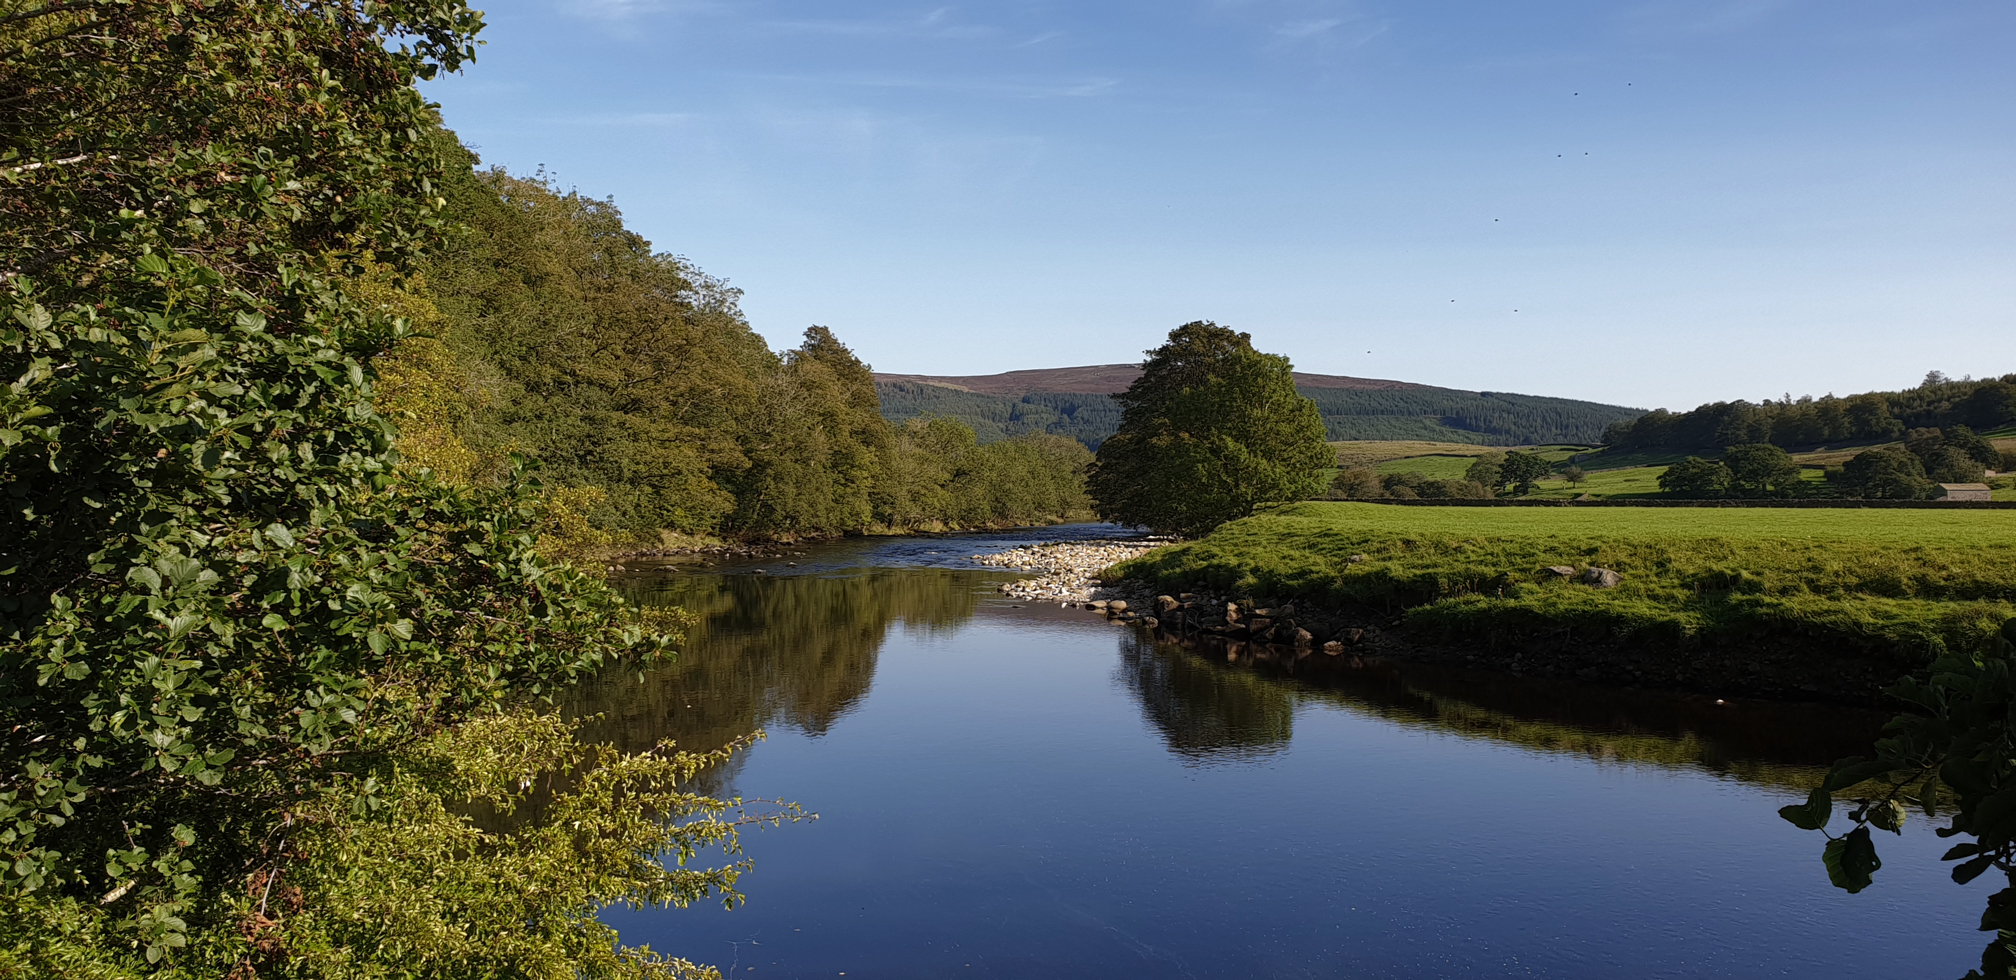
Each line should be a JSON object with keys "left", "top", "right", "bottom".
{"left": 1118, "top": 501, "right": 2016, "bottom": 665}
{"left": 1331, "top": 440, "right": 1503, "bottom": 468}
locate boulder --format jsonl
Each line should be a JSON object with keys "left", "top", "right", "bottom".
{"left": 1544, "top": 566, "right": 1577, "bottom": 578}
{"left": 1580, "top": 567, "right": 1623, "bottom": 589}
{"left": 1347, "top": 554, "right": 1368, "bottom": 563}
{"left": 1246, "top": 617, "right": 1273, "bottom": 634}
{"left": 1343, "top": 628, "right": 1366, "bottom": 645}
{"left": 1322, "top": 640, "right": 1345, "bottom": 655}
{"left": 1141, "top": 616, "right": 1160, "bottom": 630}
{"left": 1108, "top": 600, "right": 1129, "bottom": 613}
{"left": 1155, "top": 595, "right": 1181, "bottom": 614}
{"left": 1291, "top": 628, "right": 1314, "bottom": 648}
{"left": 1087, "top": 600, "right": 1109, "bottom": 609}
{"left": 1224, "top": 602, "right": 1242, "bottom": 623}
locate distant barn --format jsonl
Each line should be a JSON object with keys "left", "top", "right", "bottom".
{"left": 1934, "top": 483, "right": 1992, "bottom": 502}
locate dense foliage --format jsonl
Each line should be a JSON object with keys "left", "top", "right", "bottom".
{"left": 1326, "top": 449, "right": 1557, "bottom": 501}
{"left": 0, "top": 2, "right": 786, "bottom": 975}
{"left": 877, "top": 380, "right": 1643, "bottom": 449}
{"left": 1782, "top": 618, "right": 2016, "bottom": 979}
{"left": 1604, "top": 372, "right": 2016, "bottom": 454}
{"left": 1089, "top": 323, "right": 1333, "bottom": 536}
{"left": 410, "top": 164, "right": 1091, "bottom": 540}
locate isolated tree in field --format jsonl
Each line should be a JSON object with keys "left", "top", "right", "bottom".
{"left": 1723, "top": 443, "right": 1801, "bottom": 496}
{"left": 1089, "top": 322, "right": 1332, "bottom": 535}
{"left": 1464, "top": 453, "right": 1505, "bottom": 493}
{"left": 1658, "top": 457, "right": 1733, "bottom": 497}
{"left": 1563, "top": 465, "right": 1588, "bottom": 487}
{"left": 1499, "top": 452, "right": 1552, "bottom": 495}
{"left": 1840, "top": 447, "right": 1934, "bottom": 499}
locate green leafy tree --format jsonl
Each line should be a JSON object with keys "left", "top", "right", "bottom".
{"left": 1499, "top": 451, "right": 1552, "bottom": 495}
{"left": 1562, "top": 465, "right": 1587, "bottom": 487}
{"left": 1841, "top": 446, "right": 1934, "bottom": 499}
{"left": 1926, "top": 447, "right": 1990, "bottom": 485}
{"left": 1327, "top": 467, "right": 1386, "bottom": 500}
{"left": 1722, "top": 443, "right": 1801, "bottom": 497}
{"left": 0, "top": 2, "right": 769, "bottom": 974}
{"left": 1658, "top": 457, "right": 1733, "bottom": 497}
{"left": 1464, "top": 453, "right": 1504, "bottom": 493}
{"left": 1945, "top": 425, "right": 2003, "bottom": 469}
{"left": 1782, "top": 619, "right": 2016, "bottom": 979}
{"left": 1089, "top": 322, "right": 1332, "bottom": 535}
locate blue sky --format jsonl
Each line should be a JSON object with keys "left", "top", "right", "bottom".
{"left": 423, "top": 0, "right": 2013, "bottom": 410}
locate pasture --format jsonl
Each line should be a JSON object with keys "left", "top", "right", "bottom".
{"left": 1118, "top": 501, "right": 2016, "bottom": 665}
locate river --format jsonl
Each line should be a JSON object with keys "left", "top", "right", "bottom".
{"left": 579, "top": 524, "right": 1981, "bottom": 979}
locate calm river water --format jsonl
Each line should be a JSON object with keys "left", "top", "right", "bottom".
{"left": 583, "top": 525, "right": 1981, "bottom": 979}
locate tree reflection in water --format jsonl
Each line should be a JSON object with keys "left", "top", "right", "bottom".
{"left": 568, "top": 566, "right": 1888, "bottom": 798}
{"left": 562, "top": 569, "right": 986, "bottom": 795}
{"left": 1114, "top": 635, "right": 1296, "bottom": 764}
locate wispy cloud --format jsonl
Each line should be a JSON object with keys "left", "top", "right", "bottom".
{"left": 742, "top": 71, "right": 1117, "bottom": 100}
{"left": 1275, "top": 18, "right": 1342, "bottom": 39}
{"left": 1619, "top": 0, "right": 1794, "bottom": 36}
{"left": 552, "top": 111, "right": 702, "bottom": 127}
{"left": 765, "top": 6, "right": 998, "bottom": 40}
{"left": 556, "top": 0, "right": 714, "bottom": 19}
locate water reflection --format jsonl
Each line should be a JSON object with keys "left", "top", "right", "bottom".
{"left": 565, "top": 569, "right": 989, "bottom": 790}
{"left": 586, "top": 563, "right": 1885, "bottom": 795}
{"left": 1114, "top": 638, "right": 1295, "bottom": 764}
{"left": 1114, "top": 631, "right": 1887, "bottom": 790}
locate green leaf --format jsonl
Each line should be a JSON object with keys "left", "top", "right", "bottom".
{"left": 260, "top": 614, "right": 287, "bottom": 631}
{"left": 127, "top": 567, "right": 162, "bottom": 593}
{"left": 135, "top": 253, "right": 170, "bottom": 275}
{"left": 1823, "top": 826, "right": 1881, "bottom": 893}
{"left": 1868, "top": 800, "right": 1907, "bottom": 834}
{"left": 1779, "top": 788, "right": 1832, "bottom": 832}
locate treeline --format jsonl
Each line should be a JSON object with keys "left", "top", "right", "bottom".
{"left": 878, "top": 382, "right": 1642, "bottom": 449}
{"left": 4, "top": 2, "right": 788, "bottom": 975}
{"left": 1300, "top": 388, "right": 1641, "bottom": 445}
{"left": 393, "top": 148, "right": 1092, "bottom": 539}
{"left": 1604, "top": 373, "right": 2016, "bottom": 453}
{"left": 1326, "top": 451, "right": 1560, "bottom": 501}
{"left": 1660, "top": 427, "right": 2011, "bottom": 500}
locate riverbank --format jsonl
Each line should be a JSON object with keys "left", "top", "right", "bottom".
{"left": 1109, "top": 502, "right": 2016, "bottom": 705}
{"left": 600, "top": 516, "right": 1100, "bottom": 570}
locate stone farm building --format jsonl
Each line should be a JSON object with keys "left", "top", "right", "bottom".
{"left": 1934, "top": 483, "right": 1992, "bottom": 502}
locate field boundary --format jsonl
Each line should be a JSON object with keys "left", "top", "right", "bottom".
{"left": 1307, "top": 497, "right": 2016, "bottom": 510}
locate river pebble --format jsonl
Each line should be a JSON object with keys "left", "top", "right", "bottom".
{"left": 971, "top": 541, "right": 1164, "bottom": 603}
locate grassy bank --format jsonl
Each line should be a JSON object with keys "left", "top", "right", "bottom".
{"left": 1116, "top": 502, "right": 2016, "bottom": 695}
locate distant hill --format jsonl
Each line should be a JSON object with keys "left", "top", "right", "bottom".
{"left": 873, "top": 365, "right": 1643, "bottom": 449}
{"left": 876, "top": 364, "right": 1431, "bottom": 396}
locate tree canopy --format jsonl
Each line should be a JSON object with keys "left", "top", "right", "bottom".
{"left": 0, "top": 3, "right": 793, "bottom": 975}
{"left": 1089, "top": 323, "right": 1332, "bottom": 535}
